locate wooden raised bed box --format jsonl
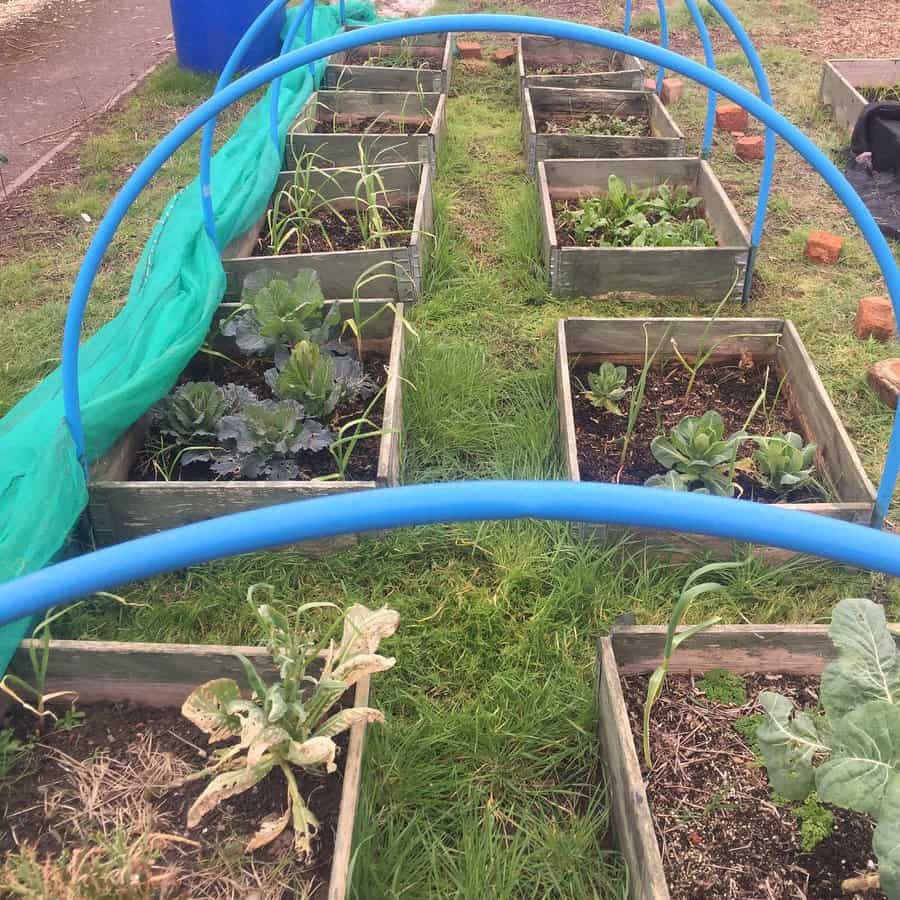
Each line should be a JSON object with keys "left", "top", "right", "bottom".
{"left": 523, "top": 86, "right": 684, "bottom": 177}
{"left": 6, "top": 637, "right": 371, "bottom": 900}
{"left": 325, "top": 32, "right": 454, "bottom": 94}
{"left": 222, "top": 161, "right": 433, "bottom": 302}
{"left": 596, "top": 624, "right": 900, "bottom": 899}
{"left": 516, "top": 36, "right": 644, "bottom": 97}
{"left": 285, "top": 89, "right": 447, "bottom": 170}
{"left": 820, "top": 58, "right": 900, "bottom": 131}
{"left": 538, "top": 157, "right": 750, "bottom": 300}
{"left": 87, "top": 299, "right": 406, "bottom": 547}
{"left": 556, "top": 316, "right": 876, "bottom": 560}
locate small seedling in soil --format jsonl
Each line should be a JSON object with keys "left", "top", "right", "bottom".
{"left": 752, "top": 432, "right": 822, "bottom": 500}
{"left": 642, "top": 560, "right": 746, "bottom": 769}
{"left": 180, "top": 587, "right": 399, "bottom": 857}
{"left": 793, "top": 794, "right": 835, "bottom": 853}
{"left": 581, "top": 362, "right": 630, "bottom": 415}
{"left": 757, "top": 597, "right": 900, "bottom": 897}
{"left": 543, "top": 112, "right": 647, "bottom": 136}
{"left": 733, "top": 712, "right": 765, "bottom": 763}
{"left": 645, "top": 410, "right": 747, "bottom": 497}
{"left": 696, "top": 669, "right": 747, "bottom": 706}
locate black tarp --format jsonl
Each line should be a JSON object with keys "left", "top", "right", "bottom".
{"left": 846, "top": 101, "right": 900, "bottom": 239}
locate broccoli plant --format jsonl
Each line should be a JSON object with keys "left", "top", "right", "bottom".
{"left": 753, "top": 432, "right": 821, "bottom": 499}
{"left": 213, "top": 399, "right": 331, "bottom": 480}
{"left": 583, "top": 363, "right": 631, "bottom": 416}
{"left": 645, "top": 410, "right": 746, "bottom": 496}
{"left": 181, "top": 587, "right": 399, "bottom": 857}
{"left": 221, "top": 270, "right": 339, "bottom": 359}
{"left": 757, "top": 598, "right": 900, "bottom": 898}
{"left": 269, "top": 341, "right": 377, "bottom": 421}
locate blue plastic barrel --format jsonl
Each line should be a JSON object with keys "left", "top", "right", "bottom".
{"left": 169, "top": 0, "right": 286, "bottom": 74}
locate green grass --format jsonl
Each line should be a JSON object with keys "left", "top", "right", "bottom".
{"left": 6, "top": 0, "right": 900, "bottom": 892}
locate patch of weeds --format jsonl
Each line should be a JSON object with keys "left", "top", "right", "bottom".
{"left": 696, "top": 669, "right": 747, "bottom": 705}
{"left": 794, "top": 794, "right": 835, "bottom": 853}
{"left": 733, "top": 712, "right": 764, "bottom": 759}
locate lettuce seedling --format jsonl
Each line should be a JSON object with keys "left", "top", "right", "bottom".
{"left": 646, "top": 410, "right": 746, "bottom": 497}
{"left": 757, "top": 598, "right": 900, "bottom": 897}
{"left": 221, "top": 270, "right": 339, "bottom": 358}
{"left": 182, "top": 587, "right": 399, "bottom": 857}
{"left": 213, "top": 399, "right": 331, "bottom": 480}
{"left": 753, "top": 432, "right": 821, "bottom": 499}
{"left": 583, "top": 362, "right": 631, "bottom": 416}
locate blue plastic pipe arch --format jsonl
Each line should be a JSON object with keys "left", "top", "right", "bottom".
{"left": 59, "top": 15, "right": 900, "bottom": 531}
{"left": 5, "top": 482, "right": 900, "bottom": 626}
{"left": 268, "top": 0, "right": 316, "bottom": 149}
{"left": 682, "top": 0, "right": 716, "bottom": 158}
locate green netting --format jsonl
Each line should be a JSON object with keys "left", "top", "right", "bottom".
{"left": 0, "top": 1, "right": 379, "bottom": 666}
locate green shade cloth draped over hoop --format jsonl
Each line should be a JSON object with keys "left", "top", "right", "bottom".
{"left": 0, "top": 1, "right": 380, "bottom": 669}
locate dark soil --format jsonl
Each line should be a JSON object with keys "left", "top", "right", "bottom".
{"left": 538, "top": 112, "right": 650, "bottom": 136}
{"left": 133, "top": 351, "right": 388, "bottom": 483}
{"left": 256, "top": 205, "right": 417, "bottom": 255}
{"left": 345, "top": 49, "right": 440, "bottom": 69}
{"left": 553, "top": 197, "right": 714, "bottom": 248}
{"left": 315, "top": 115, "right": 431, "bottom": 135}
{"left": 0, "top": 700, "right": 348, "bottom": 896}
{"left": 620, "top": 673, "right": 884, "bottom": 900}
{"left": 571, "top": 358, "right": 825, "bottom": 503}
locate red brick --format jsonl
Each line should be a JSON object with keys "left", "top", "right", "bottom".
{"left": 735, "top": 135, "right": 765, "bottom": 161}
{"left": 492, "top": 47, "right": 515, "bottom": 66}
{"left": 457, "top": 40, "right": 482, "bottom": 60}
{"left": 805, "top": 230, "right": 844, "bottom": 265}
{"left": 855, "top": 296, "right": 897, "bottom": 341}
{"left": 660, "top": 77, "right": 683, "bottom": 104}
{"left": 642, "top": 77, "right": 657, "bottom": 92}
{"left": 716, "top": 103, "right": 749, "bottom": 132}
{"left": 867, "top": 359, "right": 900, "bottom": 409}
{"left": 730, "top": 131, "right": 745, "bottom": 138}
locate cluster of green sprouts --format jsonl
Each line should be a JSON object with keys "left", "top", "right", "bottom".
{"left": 560, "top": 175, "right": 716, "bottom": 248}
{"left": 544, "top": 113, "right": 647, "bottom": 137}
{"left": 181, "top": 586, "right": 399, "bottom": 857}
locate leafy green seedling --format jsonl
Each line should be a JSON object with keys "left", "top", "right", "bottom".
{"left": 753, "top": 432, "right": 821, "bottom": 499}
{"left": 181, "top": 587, "right": 399, "bottom": 857}
{"left": 757, "top": 597, "right": 900, "bottom": 897}
{"left": 794, "top": 794, "right": 834, "bottom": 853}
{"left": 646, "top": 410, "right": 746, "bottom": 497}
{"left": 583, "top": 363, "right": 630, "bottom": 416}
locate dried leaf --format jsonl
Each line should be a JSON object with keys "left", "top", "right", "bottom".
{"left": 332, "top": 653, "right": 396, "bottom": 688}
{"left": 338, "top": 605, "right": 400, "bottom": 657}
{"left": 314, "top": 706, "right": 384, "bottom": 739}
{"left": 285, "top": 736, "right": 338, "bottom": 773}
{"left": 245, "top": 806, "right": 291, "bottom": 852}
{"left": 181, "top": 679, "right": 242, "bottom": 742}
{"left": 187, "top": 759, "right": 274, "bottom": 827}
{"left": 247, "top": 725, "right": 290, "bottom": 767}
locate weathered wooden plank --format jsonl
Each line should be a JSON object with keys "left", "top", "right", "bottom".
{"left": 820, "top": 58, "right": 900, "bottom": 132}
{"left": 286, "top": 90, "right": 443, "bottom": 169}
{"left": 10, "top": 638, "right": 370, "bottom": 900}
{"left": 536, "top": 163, "right": 557, "bottom": 278}
{"left": 222, "top": 162, "right": 433, "bottom": 301}
{"left": 595, "top": 638, "right": 670, "bottom": 900}
{"left": 556, "top": 319, "right": 580, "bottom": 481}
{"left": 607, "top": 623, "right": 900, "bottom": 674}
{"left": 517, "top": 35, "right": 644, "bottom": 93}
{"left": 542, "top": 156, "right": 699, "bottom": 196}
{"left": 778, "top": 321, "right": 876, "bottom": 505}
{"left": 557, "top": 316, "right": 874, "bottom": 559}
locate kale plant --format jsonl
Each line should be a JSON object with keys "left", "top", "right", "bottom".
{"left": 181, "top": 586, "right": 399, "bottom": 857}
{"left": 583, "top": 362, "right": 630, "bottom": 415}
{"left": 757, "top": 598, "right": 900, "bottom": 897}
{"left": 753, "top": 432, "right": 821, "bottom": 499}
{"left": 645, "top": 410, "right": 746, "bottom": 496}
{"left": 269, "top": 341, "right": 377, "bottom": 421}
{"left": 213, "top": 399, "right": 331, "bottom": 480}
{"left": 221, "top": 270, "right": 339, "bottom": 358}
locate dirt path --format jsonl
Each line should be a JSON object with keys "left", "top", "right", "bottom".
{"left": 0, "top": 0, "right": 173, "bottom": 184}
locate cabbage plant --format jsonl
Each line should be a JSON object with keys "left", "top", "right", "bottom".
{"left": 758, "top": 598, "right": 900, "bottom": 897}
